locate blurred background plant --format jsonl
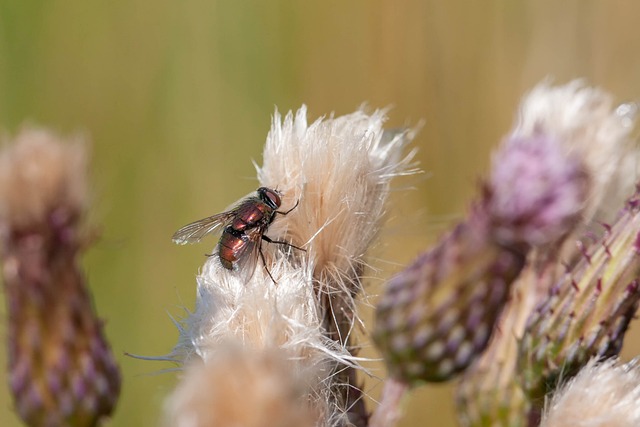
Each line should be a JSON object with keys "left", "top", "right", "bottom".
{"left": 1, "top": 1, "right": 640, "bottom": 426}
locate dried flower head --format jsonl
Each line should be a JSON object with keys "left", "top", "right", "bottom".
{"left": 541, "top": 358, "right": 640, "bottom": 427}
{"left": 258, "top": 109, "right": 416, "bottom": 423}
{"left": 167, "top": 106, "right": 415, "bottom": 426}
{"left": 0, "top": 127, "right": 120, "bottom": 427}
{"left": 0, "top": 128, "right": 88, "bottom": 230}
{"left": 164, "top": 347, "right": 316, "bottom": 427}
{"left": 259, "top": 106, "right": 416, "bottom": 281}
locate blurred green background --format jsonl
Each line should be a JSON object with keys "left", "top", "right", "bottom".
{"left": 2, "top": 1, "right": 640, "bottom": 426}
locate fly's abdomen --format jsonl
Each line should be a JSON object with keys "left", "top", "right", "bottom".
{"left": 218, "top": 228, "right": 251, "bottom": 270}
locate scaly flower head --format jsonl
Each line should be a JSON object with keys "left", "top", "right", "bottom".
{"left": 0, "top": 128, "right": 120, "bottom": 427}
{"left": 456, "top": 81, "right": 639, "bottom": 427}
{"left": 375, "top": 124, "right": 588, "bottom": 384}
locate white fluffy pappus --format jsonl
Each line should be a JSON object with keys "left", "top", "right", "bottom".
{"left": 259, "top": 105, "right": 417, "bottom": 283}
{"left": 0, "top": 127, "right": 88, "bottom": 230}
{"left": 541, "top": 357, "right": 640, "bottom": 427}
{"left": 510, "top": 80, "right": 638, "bottom": 223}
{"left": 166, "top": 106, "right": 416, "bottom": 426}
{"left": 164, "top": 346, "right": 316, "bottom": 427}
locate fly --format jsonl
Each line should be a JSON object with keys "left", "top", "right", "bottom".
{"left": 172, "top": 187, "right": 303, "bottom": 282}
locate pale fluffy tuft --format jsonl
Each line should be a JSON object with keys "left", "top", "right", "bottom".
{"left": 541, "top": 358, "right": 640, "bottom": 427}
{"left": 183, "top": 257, "right": 320, "bottom": 359}
{"left": 171, "top": 257, "right": 351, "bottom": 425}
{"left": 258, "top": 105, "right": 416, "bottom": 281}
{"left": 511, "top": 80, "right": 637, "bottom": 222}
{"left": 0, "top": 127, "right": 88, "bottom": 229}
{"left": 164, "top": 347, "right": 316, "bottom": 427}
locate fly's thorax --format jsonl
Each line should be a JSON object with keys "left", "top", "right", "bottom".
{"left": 230, "top": 199, "right": 275, "bottom": 232}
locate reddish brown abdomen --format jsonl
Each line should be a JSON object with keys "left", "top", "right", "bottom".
{"left": 218, "top": 228, "right": 251, "bottom": 270}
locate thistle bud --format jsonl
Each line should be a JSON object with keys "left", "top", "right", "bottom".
{"left": 374, "top": 130, "right": 588, "bottom": 384}
{"left": 0, "top": 129, "right": 120, "bottom": 426}
{"left": 374, "top": 212, "right": 525, "bottom": 384}
{"left": 518, "top": 192, "right": 640, "bottom": 403}
{"left": 453, "top": 81, "right": 638, "bottom": 427}
{"left": 487, "top": 135, "right": 588, "bottom": 247}
{"left": 455, "top": 262, "right": 550, "bottom": 427}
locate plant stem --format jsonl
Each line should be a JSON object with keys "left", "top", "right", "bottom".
{"left": 370, "top": 378, "right": 409, "bottom": 427}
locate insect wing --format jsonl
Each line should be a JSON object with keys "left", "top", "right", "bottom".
{"left": 172, "top": 210, "right": 235, "bottom": 245}
{"left": 235, "top": 239, "right": 259, "bottom": 282}
{"left": 232, "top": 227, "right": 264, "bottom": 282}
{"left": 172, "top": 189, "right": 262, "bottom": 245}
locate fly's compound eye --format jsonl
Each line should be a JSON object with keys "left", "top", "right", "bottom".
{"left": 258, "top": 187, "right": 281, "bottom": 209}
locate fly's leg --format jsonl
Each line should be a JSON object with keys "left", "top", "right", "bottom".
{"left": 262, "top": 234, "right": 306, "bottom": 252}
{"left": 258, "top": 243, "right": 278, "bottom": 284}
{"left": 260, "top": 235, "right": 304, "bottom": 284}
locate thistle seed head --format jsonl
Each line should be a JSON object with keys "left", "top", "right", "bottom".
{"left": 168, "top": 107, "right": 416, "bottom": 426}
{"left": 164, "top": 347, "right": 316, "bottom": 427}
{"left": 541, "top": 357, "right": 640, "bottom": 427}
